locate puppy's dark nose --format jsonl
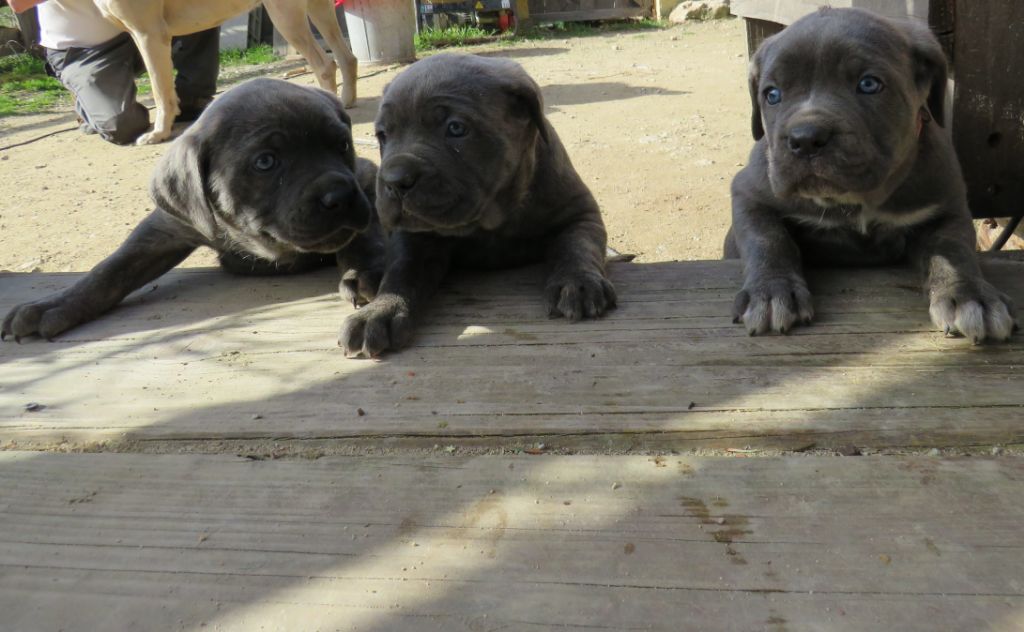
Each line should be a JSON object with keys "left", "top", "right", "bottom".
{"left": 319, "top": 183, "right": 356, "bottom": 211}
{"left": 787, "top": 124, "right": 832, "bottom": 157}
{"left": 380, "top": 163, "right": 420, "bottom": 198}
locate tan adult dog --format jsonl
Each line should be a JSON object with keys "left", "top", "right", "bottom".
{"left": 92, "top": 0, "right": 358, "bottom": 144}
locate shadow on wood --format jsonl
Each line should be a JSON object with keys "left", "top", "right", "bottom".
{"left": 2, "top": 258, "right": 1022, "bottom": 453}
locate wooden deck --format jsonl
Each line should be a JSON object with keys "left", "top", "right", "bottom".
{"left": 2, "top": 258, "right": 1023, "bottom": 630}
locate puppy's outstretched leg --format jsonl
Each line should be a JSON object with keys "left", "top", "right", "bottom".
{"left": 2, "top": 211, "right": 198, "bottom": 341}
{"left": 339, "top": 233, "right": 452, "bottom": 358}
{"left": 910, "top": 213, "right": 1018, "bottom": 344}
{"left": 730, "top": 191, "right": 814, "bottom": 336}
{"left": 306, "top": 0, "right": 358, "bottom": 107}
{"left": 543, "top": 205, "right": 616, "bottom": 321}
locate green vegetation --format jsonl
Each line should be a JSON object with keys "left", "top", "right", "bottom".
{"left": 414, "top": 17, "right": 670, "bottom": 51}
{"left": 219, "top": 44, "right": 279, "bottom": 66}
{"left": 0, "top": 53, "right": 68, "bottom": 116}
{"left": 415, "top": 24, "right": 499, "bottom": 51}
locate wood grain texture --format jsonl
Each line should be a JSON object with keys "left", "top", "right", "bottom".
{"left": 0, "top": 451, "right": 1022, "bottom": 631}
{"left": 1, "top": 259, "right": 1022, "bottom": 452}
{"left": 953, "top": 1, "right": 1024, "bottom": 219}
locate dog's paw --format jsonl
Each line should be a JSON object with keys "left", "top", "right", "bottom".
{"left": 544, "top": 270, "right": 617, "bottom": 321}
{"left": 929, "top": 279, "right": 1018, "bottom": 344}
{"left": 338, "top": 294, "right": 412, "bottom": 358}
{"left": 733, "top": 275, "right": 814, "bottom": 335}
{"left": 135, "top": 129, "right": 171, "bottom": 145}
{"left": 2, "top": 295, "right": 86, "bottom": 342}
{"left": 338, "top": 265, "right": 383, "bottom": 309}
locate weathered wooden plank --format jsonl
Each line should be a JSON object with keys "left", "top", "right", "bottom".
{"left": 1, "top": 260, "right": 1022, "bottom": 451}
{"left": 0, "top": 452, "right": 1022, "bottom": 631}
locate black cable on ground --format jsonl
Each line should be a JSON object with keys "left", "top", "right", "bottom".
{"left": 990, "top": 215, "right": 1024, "bottom": 251}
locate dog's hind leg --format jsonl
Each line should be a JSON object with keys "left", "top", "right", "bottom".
{"left": 306, "top": 0, "right": 358, "bottom": 107}
{"left": 264, "top": 0, "right": 338, "bottom": 94}
{"left": 130, "top": 28, "right": 179, "bottom": 145}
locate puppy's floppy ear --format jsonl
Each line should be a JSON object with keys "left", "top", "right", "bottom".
{"left": 499, "top": 65, "right": 550, "bottom": 145}
{"left": 905, "top": 20, "right": 948, "bottom": 127}
{"left": 149, "top": 128, "right": 218, "bottom": 240}
{"left": 748, "top": 44, "right": 766, "bottom": 140}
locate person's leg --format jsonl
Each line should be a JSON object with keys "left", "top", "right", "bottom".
{"left": 171, "top": 27, "right": 220, "bottom": 121}
{"left": 45, "top": 33, "right": 150, "bottom": 145}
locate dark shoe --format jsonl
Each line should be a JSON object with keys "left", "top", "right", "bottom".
{"left": 177, "top": 96, "right": 214, "bottom": 123}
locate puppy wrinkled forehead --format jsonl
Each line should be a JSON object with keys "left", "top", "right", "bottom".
{"left": 198, "top": 78, "right": 348, "bottom": 133}
{"left": 759, "top": 9, "right": 912, "bottom": 80}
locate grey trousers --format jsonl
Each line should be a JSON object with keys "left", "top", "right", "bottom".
{"left": 45, "top": 28, "right": 220, "bottom": 145}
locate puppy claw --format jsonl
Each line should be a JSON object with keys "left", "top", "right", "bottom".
{"left": 734, "top": 275, "right": 813, "bottom": 336}
{"left": 929, "top": 279, "right": 1016, "bottom": 344}
{"left": 544, "top": 271, "right": 616, "bottom": 322}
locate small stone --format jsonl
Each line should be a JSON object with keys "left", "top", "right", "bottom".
{"left": 927, "top": 448, "right": 941, "bottom": 456}
{"left": 668, "top": 0, "right": 731, "bottom": 23}
{"left": 836, "top": 444, "right": 861, "bottom": 456}
{"left": 356, "top": 407, "right": 365, "bottom": 416}
{"left": 24, "top": 402, "right": 45, "bottom": 412}
{"left": 611, "top": 482, "right": 621, "bottom": 490}
{"left": 251, "top": 414, "right": 262, "bottom": 420}
{"left": 991, "top": 446, "right": 1004, "bottom": 456}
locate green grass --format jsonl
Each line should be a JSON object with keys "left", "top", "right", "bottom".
{"left": 525, "top": 18, "right": 669, "bottom": 38}
{"left": 0, "top": 53, "right": 68, "bottom": 116}
{"left": 219, "top": 44, "right": 280, "bottom": 66}
{"left": 415, "top": 25, "right": 500, "bottom": 51}
{"left": 413, "top": 17, "right": 669, "bottom": 51}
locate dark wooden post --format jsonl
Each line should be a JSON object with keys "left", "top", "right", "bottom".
{"left": 951, "top": 1, "right": 1024, "bottom": 219}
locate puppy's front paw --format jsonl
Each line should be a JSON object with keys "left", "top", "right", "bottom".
{"left": 544, "top": 270, "right": 616, "bottom": 321}
{"left": 929, "top": 280, "right": 1018, "bottom": 344}
{"left": 2, "top": 295, "right": 88, "bottom": 342}
{"left": 733, "top": 275, "right": 814, "bottom": 335}
{"left": 338, "top": 295, "right": 412, "bottom": 358}
{"left": 338, "top": 264, "right": 383, "bottom": 308}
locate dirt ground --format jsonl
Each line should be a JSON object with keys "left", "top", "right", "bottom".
{"left": 0, "top": 19, "right": 749, "bottom": 273}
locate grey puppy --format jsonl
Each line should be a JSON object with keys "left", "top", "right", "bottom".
{"left": 339, "top": 54, "right": 615, "bottom": 358}
{"left": 725, "top": 7, "right": 1017, "bottom": 343}
{"left": 3, "top": 78, "right": 384, "bottom": 342}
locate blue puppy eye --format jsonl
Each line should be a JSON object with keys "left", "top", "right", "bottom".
{"left": 253, "top": 152, "right": 277, "bottom": 171}
{"left": 763, "top": 87, "right": 782, "bottom": 106}
{"left": 446, "top": 120, "right": 467, "bottom": 137}
{"left": 857, "top": 75, "right": 884, "bottom": 94}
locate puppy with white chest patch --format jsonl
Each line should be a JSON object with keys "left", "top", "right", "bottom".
{"left": 725, "top": 7, "right": 1018, "bottom": 343}
{"left": 339, "top": 54, "right": 616, "bottom": 358}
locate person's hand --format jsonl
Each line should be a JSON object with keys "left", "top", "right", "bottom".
{"left": 8, "top": 0, "right": 47, "bottom": 14}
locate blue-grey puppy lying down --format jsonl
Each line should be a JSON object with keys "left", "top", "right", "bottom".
{"left": 725, "top": 8, "right": 1017, "bottom": 343}
{"left": 340, "top": 54, "right": 616, "bottom": 358}
{"left": 3, "top": 78, "right": 384, "bottom": 341}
